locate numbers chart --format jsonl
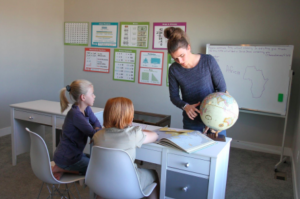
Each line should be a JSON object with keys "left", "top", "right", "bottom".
{"left": 113, "top": 49, "right": 136, "bottom": 82}
{"left": 64, "top": 22, "right": 89, "bottom": 46}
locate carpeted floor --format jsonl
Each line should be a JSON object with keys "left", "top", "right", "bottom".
{"left": 0, "top": 133, "right": 293, "bottom": 199}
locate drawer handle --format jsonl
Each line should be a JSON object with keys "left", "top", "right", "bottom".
{"left": 185, "top": 163, "right": 190, "bottom": 168}
{"left": 28, "top": 116, "right": 34, "bottom": 120}
{"left": 182, "top": 186, "right": 188, "bottom": 192}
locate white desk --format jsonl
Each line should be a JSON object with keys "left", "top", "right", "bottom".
{"left": 11, "top": 100, "right": 231, "bottom": 199}
{"left": 10, "top": 100, "right": 104, "bottom": 166}
{"left": 136, "top": 124, "right": 232, "bottom": 199}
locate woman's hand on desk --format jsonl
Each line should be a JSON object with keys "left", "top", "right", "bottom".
{"left": 184, "top": 102, "right": 201, "bottom": 120}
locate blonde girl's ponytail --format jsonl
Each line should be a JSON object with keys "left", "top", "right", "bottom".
{"left": 60, "top": 80, "right": 93, "bottom": 113}
{"left": 60, "top": 87, "right": 69, "bottom": 113}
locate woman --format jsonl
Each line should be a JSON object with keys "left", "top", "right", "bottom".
{"left": 164, "top": 27, "right": 227, "bottom": 136}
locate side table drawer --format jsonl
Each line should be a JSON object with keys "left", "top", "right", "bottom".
{"left": 166, "top": 170, "right": 208, "bottom": 199}
{"left": 14, "top": 110, "right": 52, "bottom": 125}
{"left": 167, "top": 153, "right": 210, "bottom": 175}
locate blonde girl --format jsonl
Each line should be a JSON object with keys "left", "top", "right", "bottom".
{"left": 52, "top": 79, "right": 102, "bottom": 180}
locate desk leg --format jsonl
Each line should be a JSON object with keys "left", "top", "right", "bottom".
{"left": 52, "top": 116, "right": 57, "bottom": 156}
{"left": 160, "top": 148, "right": 168, "bottom": 199}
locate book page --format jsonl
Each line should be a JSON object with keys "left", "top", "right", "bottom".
{"left": 156, "top": 129, "right": 215, "bottom": 153}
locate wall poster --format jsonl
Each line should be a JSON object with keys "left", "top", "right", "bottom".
{"left": 120, "top": 22, "right": 149, "bottom": 49}
{"left": 138, "top": 51, "right": 164, "bottom": 86}
{"left": 113, "top": 49, "right": 136, "bottom": 82}
{"left": 84, "top": 48, "right": 110, "bottom": 73}
{"left": 64, "top": 22, "right": 89, "bottom": 46}
{"left": 166, "top": 54, "right": 175, "bottom": 86}
{"left": 91, "top": 22, "right": 118, "bottom": 48}
{"left": 153, "top": 22, "right": 186, "bottom": 50}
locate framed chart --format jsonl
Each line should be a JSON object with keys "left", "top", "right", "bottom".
{"left": 91, "top": 22, "right": 118, "bottom": 48}
{"left": 64, "top": 22, "right": 89, "bottom": 46}
{"left": 120, "top": 22, "right": 149, "bottom": 49}
{"left": 138, "top": 51, "right": 164, "bottom": 86}
{"left": 113, "top": 49, "right": 136, "bottom": 82}
{"left": 152, "top": 22, "right": 186, "bottom": 50}
{"left": 83, "top": 48, "right": 110, "bottom": 73}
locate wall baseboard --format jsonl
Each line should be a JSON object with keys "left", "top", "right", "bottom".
{"left": 231, "top": 139, "right": 292, "bottom": 157}
{"left": 0, "top": 127, "right": 11, "bottom": 137}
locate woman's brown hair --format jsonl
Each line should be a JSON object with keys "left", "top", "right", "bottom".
{"left": 164, "top": 27, "right": 189, "bottom": 54}
{"left": 103, "top": 97, "right": 134, "bottom": 129}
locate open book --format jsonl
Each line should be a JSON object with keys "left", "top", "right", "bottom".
{"left": 155, "top": 127, "right": 216, "bottom": 153}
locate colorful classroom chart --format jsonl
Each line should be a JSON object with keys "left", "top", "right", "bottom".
{"left": 120, "top": 22, "right": 149, "bottom": 49}
{"left": 84, "top": 48, "right": 110, "bottom": 73}
{"left": 91, "top": 22, "right": 118, "bottom": 48}
{"left": 138, "top": 51, "right": 164, "bottom": 86}
{"left": 152, "top": 22, "right": 186, "bottom": 50}
{"left": 166, "top": 54, "right": 175, "bottom": 86}
{"left": 113, "top": 49, "right": 136, "bottom": 82}
{"left": 64, "top": 22, "right": 89, "bottom": 46}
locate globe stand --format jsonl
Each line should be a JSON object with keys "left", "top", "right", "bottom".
{"left": 205, "top": 132, "right": 226, "bottom": 142}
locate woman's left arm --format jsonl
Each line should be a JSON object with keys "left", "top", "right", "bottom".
{"left": 209, "top": 55, "right": 227, "bottom": 92}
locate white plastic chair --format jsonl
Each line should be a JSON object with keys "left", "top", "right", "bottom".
{"left": 26, "top": 127, "right": 85, "bottom": 199}
{"left": 85, "top": 146, "right": 157, "bottom": 199}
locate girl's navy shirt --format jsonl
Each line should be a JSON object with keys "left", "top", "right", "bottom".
{"left": 54, "top": 104, "right": 102, "bottom": 165}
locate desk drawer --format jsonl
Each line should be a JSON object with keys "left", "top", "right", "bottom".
{"left": 14, "top": 110, "right": 52, "bottom": 125}
{"left": 167, "top": 153, "right": 210, "bottom": 175}
{"left": 166, "top": 170, "right": 208, "bottom": 199}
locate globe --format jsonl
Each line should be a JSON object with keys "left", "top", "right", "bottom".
{"left": 199, "top": 92, "right": 239, "bottom": 131}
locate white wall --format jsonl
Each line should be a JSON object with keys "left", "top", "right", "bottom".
{"left": 64, "top": 0, "right": 300, "bottom": 147}
{"left": 0, "top": 0, "right": 65, "bottom": 130}
{"left": 64, "top": 1, "right": 300, "bottom": 196}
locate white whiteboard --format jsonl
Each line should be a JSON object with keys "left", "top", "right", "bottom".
{"left": 206, "top": 44, "right": 293, "bottom": 115}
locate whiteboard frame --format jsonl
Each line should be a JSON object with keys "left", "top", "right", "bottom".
{"left": 207, "top": 44, "right": 294, "bottom": 171}
{"left": 206, "top": 43, "right": 293, "bottom": 117}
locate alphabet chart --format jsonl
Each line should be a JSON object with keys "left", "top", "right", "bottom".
{"left": 153, "top": 22, "right": 186, "bottom": 50}
{"left": 138, "top": 51, "right": 164, "bottom": 86}
{"left": 113, "top": 49, "right": 136, "bottom": 82}
{"left": 120, "top": 22, "right": 149, "bottom": 49}
{"left": 64, "top": 22, "right": 89, "bottom": 46}
{"left": 84, "top": 48, "right": 110, "bottom": 73}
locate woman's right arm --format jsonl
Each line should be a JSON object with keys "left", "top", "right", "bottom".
{"left": 142, "top": 130, "right": 158, "bottom": 144}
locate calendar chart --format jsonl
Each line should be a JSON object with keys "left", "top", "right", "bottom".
{"left": 113, "top": 49, "right": 136, "bottom": 82}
